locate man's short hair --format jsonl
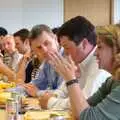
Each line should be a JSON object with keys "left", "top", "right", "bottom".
{"left": 29, "top": 24, "right": 53, "bottom": 41}
{"left": 0, "top": 27, "right": 8, "bottom": 36}
{"left": 52, "top": 27, "right": 60, "bottom": 35}
{"left": 52, "top": 27, "right": 60, "bottom": 43}
{"left": 58, "top": 16, "right": 96, "bottom": 46}
{"left": 13, "top": 28, "right": 29, "bottom": 43}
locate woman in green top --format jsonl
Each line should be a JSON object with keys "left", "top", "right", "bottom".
{"left": 48, "top": 25, "right": 120, "bottom": 120}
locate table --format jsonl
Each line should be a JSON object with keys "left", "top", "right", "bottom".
{"left": 0, "top": 109, "right": 23, "bottom": 120}
{"left": 0, "top": 109, "right": 73, "bottom": 120}
{"left": 0, "top": 97, "right": 73, "bottom": 120}
{"left": 0, "top": 97, "right": 39, "bottom": 120}
{"left": 0, "top": 109, "right": 6, "bottom": 120}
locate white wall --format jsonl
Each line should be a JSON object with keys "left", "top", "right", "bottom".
{"left": 113, "top": 0, "right": 120, "bottom": 24}
{"left": 0, "top": 0, "right": 64, "bottom": 33}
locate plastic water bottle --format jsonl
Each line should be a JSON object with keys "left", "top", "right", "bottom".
{"left": 6, "top": 98, "right": 18, "bottom": 120}
{"left": 11, "top": 92, "right": 22, "bottom": 114}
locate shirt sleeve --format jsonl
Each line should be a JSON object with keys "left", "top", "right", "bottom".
{"left": 82, "top": 70, "right": 111, "bottom": 98}
{"left": 47, "top": 82, "right": 70, "bottom": 110}
{"left": 47, "top": 97, "right": 70, "bottom": 110}
{"left": 53, "top": 82, "right": 68, "bottom": 98}
{"left": 80, "top": 85, "right": 120, "bottom": 120}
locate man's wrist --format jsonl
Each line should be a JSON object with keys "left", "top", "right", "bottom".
{"left": 66, "top": 79, "right": 79, "bottom": 87}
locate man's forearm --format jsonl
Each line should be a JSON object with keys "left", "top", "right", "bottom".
{"left": 0, "top": 63, "right": 16, "bottom": 81}
{"left": 16, "top": 57, "right": 28, "bottom": 83}
{"left": 67, "top": 83, "right": 89, "bottom": 119}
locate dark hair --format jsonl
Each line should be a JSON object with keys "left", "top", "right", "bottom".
{"left": 29, "top": 24, "right": 53, "bottom": 41}
{"left": 0, "top": 27, "right": 8, "bottom": 36}
{"left": 58, "top": 16, "right": 96, "bottom": 46}
{"left": 52, "top": 27, "right": 60, "bottom": 35}
{"left": 13, "top": 28, "right": 29, "bottom": 43}
{"left": 52, "top": 27, "right": 60, "bottom": 43}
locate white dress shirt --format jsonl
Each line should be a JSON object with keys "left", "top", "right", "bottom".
{"left": 47, "top": 47, "right": 111, "bottom": 110}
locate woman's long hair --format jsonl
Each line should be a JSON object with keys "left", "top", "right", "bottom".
{"left": 96, "top": 25, "right": 120, "bottom": 80}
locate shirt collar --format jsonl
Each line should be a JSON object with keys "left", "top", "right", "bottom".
{"left": 79, "top": 46, "right": 97, "bottom": 67}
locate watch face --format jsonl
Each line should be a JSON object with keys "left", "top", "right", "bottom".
{"left": 66, "top": 79, "right": 78, "bottom": 87}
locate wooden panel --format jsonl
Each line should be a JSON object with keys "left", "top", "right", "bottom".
{"left": 64, "top": 0, "right": 111, "bottom": 26}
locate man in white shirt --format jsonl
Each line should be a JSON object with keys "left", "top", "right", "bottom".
{"left": 39, "top": 16, "right": 111, "bottom": 110}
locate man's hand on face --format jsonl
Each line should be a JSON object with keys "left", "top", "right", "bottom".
{"left": 39, "top": 92, "right": 54, "bottom": 109}
{"left": 24, "top": 39, "right": 31, "bottom": 54}
{"left": 47, "top": 50, "right": 77, "bottom": 81}
{"left": 23, "top": 39, "right": 32, "bottom": 61}
{"left": 22, "top": 83, "right": 39, "bottom": 97}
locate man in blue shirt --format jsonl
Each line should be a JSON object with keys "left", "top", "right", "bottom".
{"left": 8, "top": 24, "right": 63, "bottom": 96}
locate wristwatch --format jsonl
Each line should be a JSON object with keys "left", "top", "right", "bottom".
{"left": 66, "top": 79, "right": 79, "bottom": 87}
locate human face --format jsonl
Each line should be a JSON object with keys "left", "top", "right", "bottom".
{"left": 95, "top": 37, "right": 113, "bottom": 72}
{"left": 31, "top": 31, "right": 58, "bottom": 61}
{"left": 14, "top": 36, "right": 25, "bottom": 54}
{"left": 3, "top": 36, "right": 16, "bottom": 54}
{"left": 60, "top": 36, "right": 85, "bottom": 64}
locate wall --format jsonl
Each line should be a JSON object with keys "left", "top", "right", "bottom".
{"left": 0, "top": 0, "right": 64, "bottom": 33}
{"left": 112, "top": 0, "right": 120, "bottom": 24}
{"left": 0, "top": 0, "right": 115, "bottom": 33}
{"left": 64, "top": 0, "right": 111, "bottom": 26}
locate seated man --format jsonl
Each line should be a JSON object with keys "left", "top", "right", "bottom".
{"left": 13, "top": 28, "right": 42, "bottom": 83}
{"left": 13, "top": 28, "right": 29, "bottom": 55}
{"left": 0, "top": 27, "right": 15, "bottom": 81}
{"left": 7, "top": 25, "right": 63, "bottom": 95}
{"left": 3, "top": 35, "right": 23, "bottom": 72}
{"left": 0, "top": 35, "right": 22, "bottom": 82}
{"left": 48, "top": 25, "right": 120, "bottom": 120}
{"left": 38, "top": 16, "right": 111, "bottom": 110}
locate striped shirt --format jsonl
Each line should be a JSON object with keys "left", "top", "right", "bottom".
{"left": 3, "top": 51, "right": 23, "bottom": 72}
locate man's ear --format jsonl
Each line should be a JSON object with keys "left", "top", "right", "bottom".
{"left": 81, "top": 38, "right": 89, "bottom": 50}
{"left": 24, "top": 39, "right": 30, "bottom": 45}
{"left": 0, "top": 36, "right": 4, "bottom": 41}
{"left": 50, "top": 33, "right": 59, "bottom": 49}
{"left": 53, "top": 34, "right": 59, "bottom": 49}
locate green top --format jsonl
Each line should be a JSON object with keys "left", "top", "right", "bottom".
{"left": 80, "top": 77, "right": 120, "bottom": 120}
